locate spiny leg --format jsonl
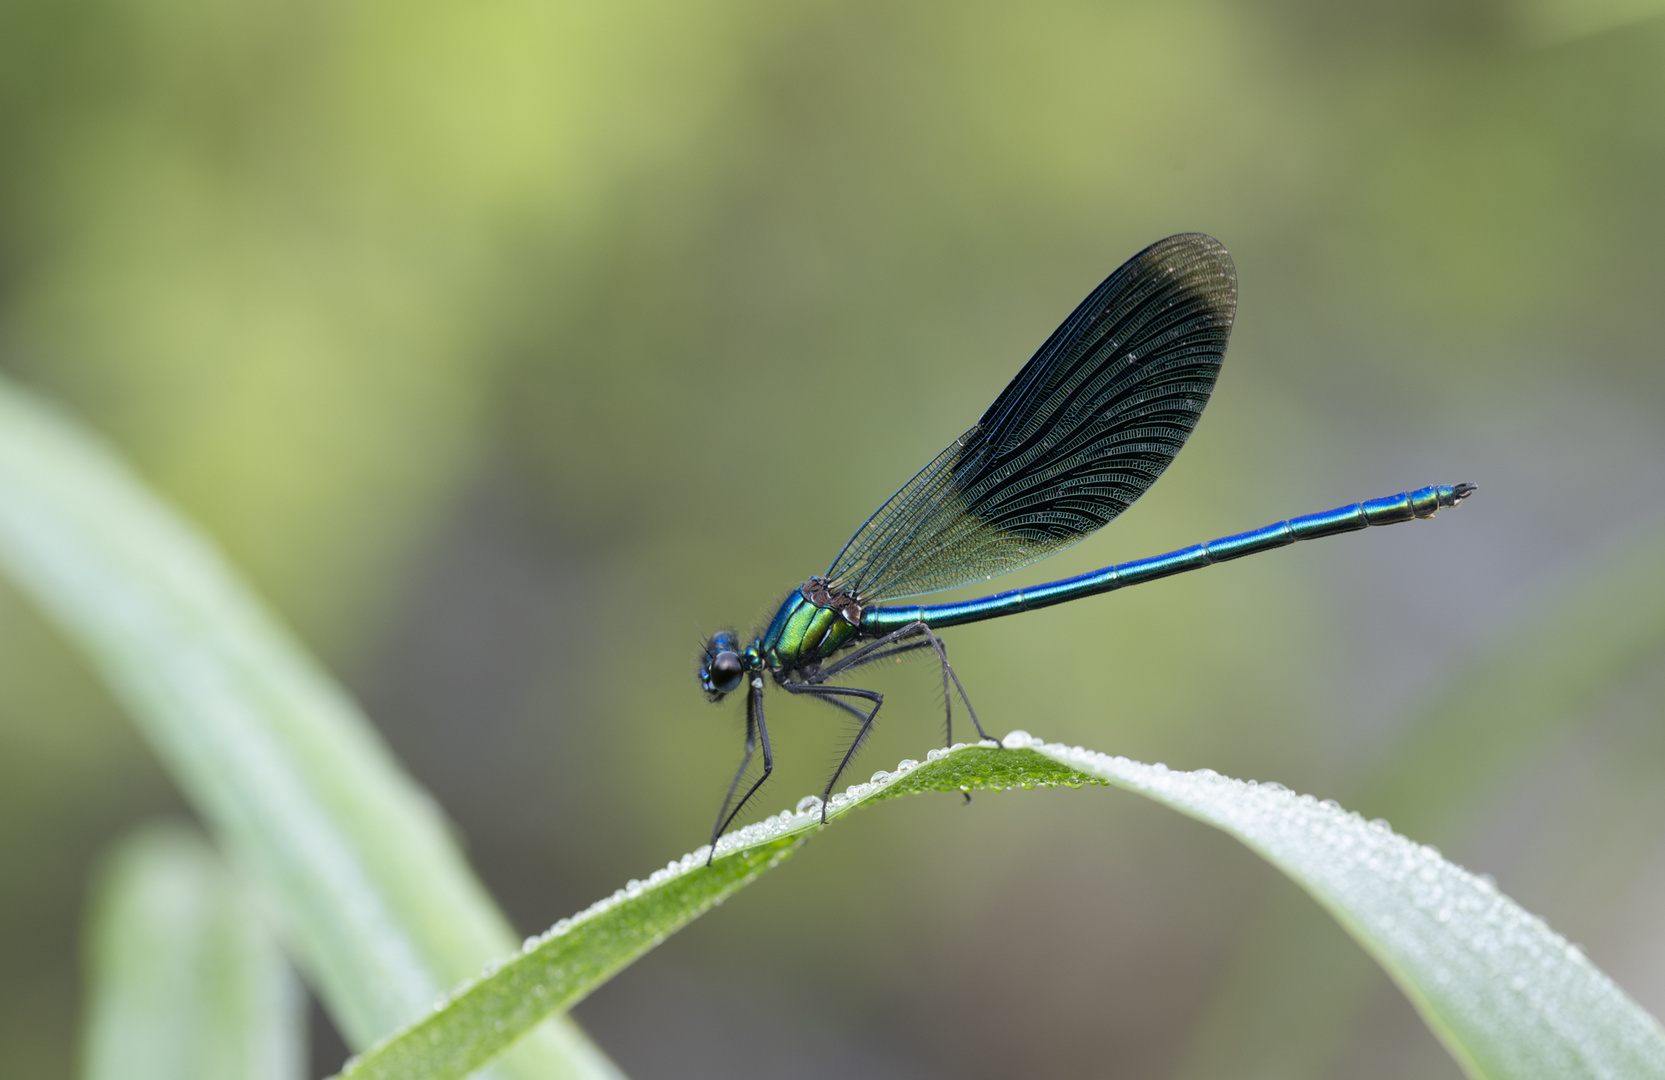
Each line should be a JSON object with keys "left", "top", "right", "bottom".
{"left": 914, "top": 629, "right": 989, "bottom": 809}
{"left": 810, "top": 638, "right": 934, "bottom": 681}
{"left": 796, "top": 666, "right": 979, "bottom": 806}
{"left": 817, "top": 621, "right": 991, "bottom": 747}
{"left": 784, "top": 682, "right": 883, "bottom": 822}
{"left": 829, "top": 636, "right": 955, "bottom": 744}
{"left": 914, "top": 625, "right": 994, "bottom": 745}
{"left": 805, "top": 687, "right": 871, "bottom": 723}
{"left": 707, "top": 678, "right": 773, "bottom": 864}
{"left": 813, "top": 624, "right": 932, "bottom": 681}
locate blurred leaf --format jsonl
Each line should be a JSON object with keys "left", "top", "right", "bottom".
{"left": 1177, "top": 520, "right": 1665, "bottom": 1080}
{"left": 337, "top": 836, "right": 806, "bottom": 1080}
{"left": 80, "top": 824, "right": 303, "bottom": 1080}
{"left": 0, "top": 376, "right": 622, "bottom": 1079}
{"left": 342, "top": 736, "right": 1665, "bottom": 1080}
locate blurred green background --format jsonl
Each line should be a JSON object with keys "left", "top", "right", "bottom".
{"left": 3, "top": 0, "right": 1664, "bottom": 1077}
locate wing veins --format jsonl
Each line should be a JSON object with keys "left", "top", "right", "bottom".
{"left": 824, "top": 234, "right": 1236, "bottom": 602}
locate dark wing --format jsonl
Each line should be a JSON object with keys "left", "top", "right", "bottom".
{"left": 824, "top": 233, "right": 1236, "bottom": 602}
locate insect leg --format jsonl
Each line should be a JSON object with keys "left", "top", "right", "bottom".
{"left": 810, "top": 638, "right": 934, "bottom": 678}
{"left": 813, "top": 624, "right": 931, "bottom": 681}
{"left": 803, "top": 688, "right": 870, "bottom": 722}
{"left": 912, "top": 623, "right": 994, "bottom": 745}
{"left": 707, "top": 678, "right": 773, "bottom": 864}
{"left": 825, "top": 621, "right": 989, "bottom": 747}
{"left": 784, "top": 682, "right": 883, "bottom": 822}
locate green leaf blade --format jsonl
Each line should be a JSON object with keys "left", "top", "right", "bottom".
{"left": 1176, "top": 519, "right": 1665, "bottom": 1080}
{"left": 7, "top": 370, "right": 1656, "bottom": 1080}
{"left": 0, "top": 377, "right": 620, "bottom": 1079}
{"left": 81, "top": 824, "right": 305, "bottom": 1080}
{"left": 1013, "top": 735, "right": 1665, "bottom": 1080}
{"left": 349, "top": 736, "right": 1665, "bottom": 1080}
{"left": 341, "top": 838, "right": 802, "bottom": 1080}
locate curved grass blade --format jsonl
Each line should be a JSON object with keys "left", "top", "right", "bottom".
{"left": 342, "top": 735, "right": 1665, "bottom": 1080}
{"left": 82, "top": 824, "right": 304, "bottom": 1080}
{"left": 0, "top": 376, "right": 620, "bottom": 1080}
{"left": 1176, "top": 520, "right": 1665, "bottom": 1080}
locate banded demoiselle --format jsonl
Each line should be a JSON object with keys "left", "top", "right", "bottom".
{"left": 697, "top": 233, "right": 1473, "bottom": 853}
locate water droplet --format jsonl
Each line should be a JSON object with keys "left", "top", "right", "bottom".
{"left": 1002, "top": 729, "right": 1033, "bottom": 749}
{"left": 796, "top": 795, "right": 823, "bottom": 815}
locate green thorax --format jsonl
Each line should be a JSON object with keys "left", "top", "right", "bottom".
{"left": 758, "top": 579, "right": 863, "bottom": 672}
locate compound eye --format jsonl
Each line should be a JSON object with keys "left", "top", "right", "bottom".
{"left": 709, "top": 650, "right": 744, "bottom": 694}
